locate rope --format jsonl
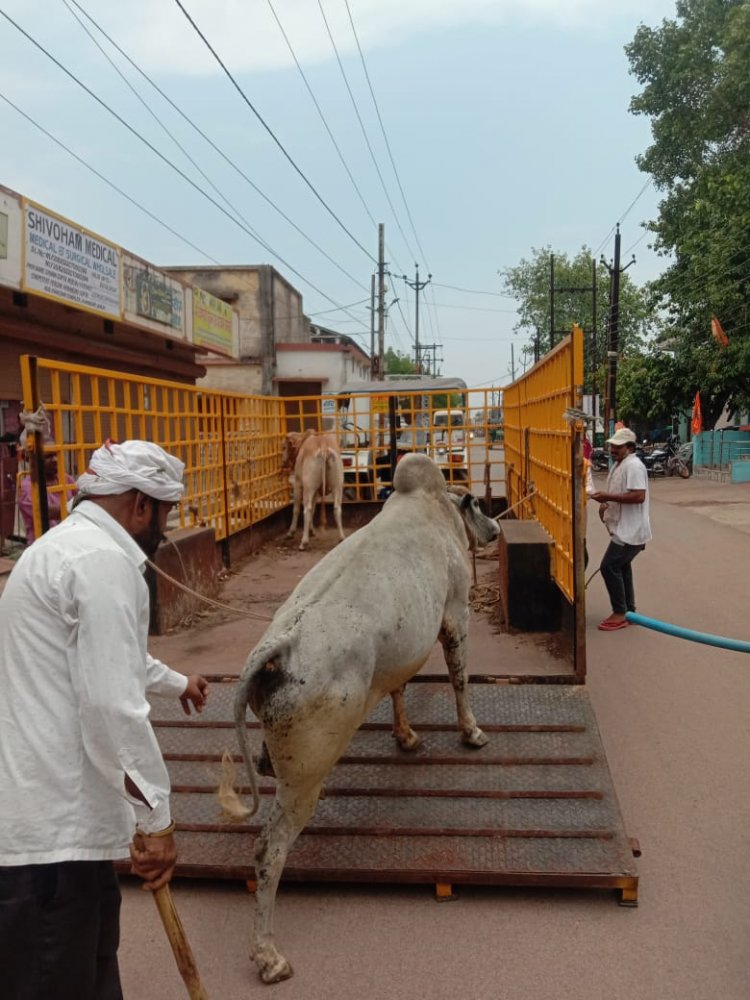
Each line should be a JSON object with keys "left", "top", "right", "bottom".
{"left": 145, "top": 558, "right": 273, "bottom": 622}
{"left": 494, "top": 489, "right": 537, "bottom": 522}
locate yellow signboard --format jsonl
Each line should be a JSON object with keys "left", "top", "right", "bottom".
{"left": 192, "top": 287, "right": 235, "bottom": 357}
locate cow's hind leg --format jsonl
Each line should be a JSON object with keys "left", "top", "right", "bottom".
{"left": 285, "top": 480, "right": 302, "bottom": 539}
{"left": 390, "top": 685, "right": 422, "bottom": 750}
{"left": 440, "top": 615, "right": 488, "bottom": 748}
{"left": 251, "top": 780, "right": 323, "bottom": 983}
{"left": 332, "top": 487, "right": 345, "bottom": 543}
{"left": 299, "top": 489, "right": 316, "bottom": 550}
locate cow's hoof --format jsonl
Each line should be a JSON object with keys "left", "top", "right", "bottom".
{"left": 298, "top": 542, "right": 309, "bottom": 551}
{"left": 394, "top": 730, "right": 423, "bottom": 751}
{"left": 251, "top": 946, "right": 294, "bottom": 984}
{"left": 260, "top": 960, "right": 294, "bottom": 984}
{"left": 462, "top": 728, "right": 489, "bottom": 748}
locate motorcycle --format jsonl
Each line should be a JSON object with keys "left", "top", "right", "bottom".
{"left": 590, "top": 447, "right": 609, "bottom": 472}
{"left": 641, "top": 436, "right": 691, "bottom": 478}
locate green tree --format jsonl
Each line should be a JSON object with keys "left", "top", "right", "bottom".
{"left": 500, "top": 246, "right": 654, "bottom": 392}
{"left": 383, "top": 347, "right": 417, "bottom": 375}
{"left": 626, "top": 0, "right": 750, "bottom": 427}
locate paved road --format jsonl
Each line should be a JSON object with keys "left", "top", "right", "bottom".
{"left": 118, "top": 475, "right": 749, "bottom": 999}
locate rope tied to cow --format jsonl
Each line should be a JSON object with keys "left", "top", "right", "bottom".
{"left": 146, "top": 558, "right": 274, "bottom": 623}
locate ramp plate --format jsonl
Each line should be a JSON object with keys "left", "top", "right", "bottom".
{"left": 146, "top": 677, "right": 638, "bottom": 903}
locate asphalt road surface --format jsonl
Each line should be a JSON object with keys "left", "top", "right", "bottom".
{"left": 119, "top": 474, "right": 750, "bottom": 1000}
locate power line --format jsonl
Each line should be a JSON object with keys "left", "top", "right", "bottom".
{"left": 65, "top": 0, "right": 368, "bottom": 293}
{"left": 342, "top": 0, "right": 441, "bottom": 342}
{"left": 315, "top": 0, "right": 416, "bottom": 264}
{"left": 263, "top": 0, "right": 378, "bottom": 233}
{"left": 433, "top": 281, "right": 517, "bottom": 298}
{"left": 593, "top": 178, "right": 653, "bottom": 258}
{"left": 0, "top": 6, "right": 368, "bottom": 328}
{"left": 0, "top": 91, "right": 221, "bottom": 265}
{"left": 343, "top": 0, "right": 427, "bottom": 271}
{"left": 172, "top": 0, "right": 376, "bottom": 264}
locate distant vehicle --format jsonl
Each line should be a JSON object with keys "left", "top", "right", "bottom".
{"left": 323, "top": 377, "right": 470, "bottom": 497}
{"left": 430, "top": 409, "right": 470, "bottom": 480}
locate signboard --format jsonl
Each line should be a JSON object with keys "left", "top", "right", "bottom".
{"left": 192, "top": 286, "right": 235, "bottom": 356}
{"left": 23, "top": 201, "right": 120, "bottom": 317}
{"left": 0, "top": 190, "right": 23, "bottom": 288}
{"left": 371, "top": 394, "right": 389, "bottom": 414}
{"left": 122, "top": 254, "right": 184, "bottom": 335}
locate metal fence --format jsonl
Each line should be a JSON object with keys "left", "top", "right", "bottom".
{"left": 20, "top": 356, "right": 289, "bottom": 542}
{"left": 19, "top": 355, "right": 511, "bottom": 544}
{"left": 502, "top": 327, "right": 584, "bottom": 602}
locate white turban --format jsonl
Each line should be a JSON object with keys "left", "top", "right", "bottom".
{"left": 75, "top": 440, "right": 185, "bottom": 503}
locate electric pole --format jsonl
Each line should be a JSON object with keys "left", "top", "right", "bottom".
{"left": 377, "top": 223, "right": 386, "bottom": 380}
{"left": 601, "top": 224, "right": 635, "bottom": 436}
{"left": 369, "top": 273, "right": 376, "bottom": 379}
{"left": 402, "top": 264, "right": 432, "bottom": 372}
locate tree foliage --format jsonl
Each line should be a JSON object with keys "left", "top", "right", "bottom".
{"left": 383, "top": 347, "right": 417, "bottom": 375}
{"left": 626, "top": 0, "right": 750, "bottom": 427}
{"left": 500, "top": 246, "right": 654, "bottom": 390}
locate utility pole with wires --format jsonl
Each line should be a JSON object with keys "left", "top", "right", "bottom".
{"left": 401, "top": 264, "right": 432, "bottom": 372}
{"left": 369, "top": 273, "right": 377, "bottom": 379}
{"left": 377, "top": 223, "right": 386, "bottom": 379}
{"left": 600, "top": 224, "right": 635, "bottom": 436}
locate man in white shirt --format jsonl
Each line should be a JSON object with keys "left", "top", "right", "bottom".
{"left": 0, "top": 440, "right": 208, "bottom": 1000}
{"left": 590, "top": 427, "right": 652, "bottom": 631}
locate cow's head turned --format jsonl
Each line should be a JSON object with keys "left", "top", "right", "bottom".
{"left": 447, "top": 489, "right": 500, "bottom": 550}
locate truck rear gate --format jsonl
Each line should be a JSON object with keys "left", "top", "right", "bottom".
{"left": 143, "top": 676, "right": 638, "bottom": 905}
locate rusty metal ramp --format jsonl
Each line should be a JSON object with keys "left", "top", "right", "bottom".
{"left": 149, "top": 676, "right": 638, "bottom": 904}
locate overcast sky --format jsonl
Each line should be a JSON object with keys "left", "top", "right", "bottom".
{"left": 0, "top": 0, "right": 678, "bottom": 387}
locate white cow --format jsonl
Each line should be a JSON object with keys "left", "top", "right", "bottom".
{"left": 222, "top": 453, "right": 500, "bottom": 984}
{"left": 282, "top": 429, "right": 345, "bottom": 551}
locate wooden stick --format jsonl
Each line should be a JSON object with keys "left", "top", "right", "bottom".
{"left": 153, "top": 885, "right": 210, "bottom": 1000}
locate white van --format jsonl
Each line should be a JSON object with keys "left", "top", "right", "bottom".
{"left": 430, "top": 409, "right": 470, "bottom": 480}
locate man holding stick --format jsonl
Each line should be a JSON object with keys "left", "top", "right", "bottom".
{"left": 0, "top": 439, "right": 208, "bottom": 1000}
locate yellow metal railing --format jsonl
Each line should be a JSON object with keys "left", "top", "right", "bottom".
{"left": 503, "top": 326, "right": 584, "bottom": 601}
{"left": 20, "top": 354, "right": 509, "bottom": 543}
{"left": 20, "top": 356, "right": 290, "bottom": 542}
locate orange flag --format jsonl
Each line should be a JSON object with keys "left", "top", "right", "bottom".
{"left": 691, "top": 392, "right": 703, "bottom": 436}
{"left": 711, "top": 315, "right": 729, "bottom": 348}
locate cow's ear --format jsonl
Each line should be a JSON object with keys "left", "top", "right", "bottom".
{"left": 460, "top": 493, "right": 473, "bottom": 511}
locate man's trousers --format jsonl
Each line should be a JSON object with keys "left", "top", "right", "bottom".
{"left": 0, "top": 860, "right": 123, "bottom": 1000}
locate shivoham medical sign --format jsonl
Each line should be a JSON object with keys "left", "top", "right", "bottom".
{"left": 23, "top": 202, "right": 120, "bottom": 318}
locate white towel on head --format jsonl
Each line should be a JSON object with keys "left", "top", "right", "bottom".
{"left": 75, "top": 439, "right": 185, "bottom": 503}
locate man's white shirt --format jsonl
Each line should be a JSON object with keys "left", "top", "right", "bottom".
{"left": 604, "top": 452, "right": 652, "bottom": 546}
{"left": 0, "top": 501, "right": 186, "bottom": 865}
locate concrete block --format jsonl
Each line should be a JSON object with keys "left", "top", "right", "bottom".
{"left": 497, "top": 519, "right": 561, "bottom": 632}
{"left": 147, "top": 526, "right": 223, "bottom": 635}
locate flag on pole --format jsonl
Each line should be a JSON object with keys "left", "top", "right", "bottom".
{"left": 711, "top": 315, "right": 729, "bottom": 348}
{"left": 691, "top": 391, "right": 703, "bottom": 436}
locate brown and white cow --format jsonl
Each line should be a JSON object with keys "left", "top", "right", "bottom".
{"left": 221, "top": 453, "right": 499, "bottom": 984}
{"left": 282, "top": 429, "right": 345, "bottom": 551}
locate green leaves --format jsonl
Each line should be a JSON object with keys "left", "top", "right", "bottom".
{"left": 500, "top": 246, "right": 654, "bottom": 389}
{"left": 626, "top": 0, "right": 750, "bottom": 429}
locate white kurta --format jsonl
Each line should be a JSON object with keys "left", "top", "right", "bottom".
{"left": 0, "top": 501, "right": 186, "bottom": 865}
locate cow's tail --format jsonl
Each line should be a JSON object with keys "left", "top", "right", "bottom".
{"left": 217, "top": 666, "right": 262, "bottom": 822}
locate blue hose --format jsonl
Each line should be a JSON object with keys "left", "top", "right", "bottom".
{"left": 625, "top": 612, "right": 750, "bottom": 654}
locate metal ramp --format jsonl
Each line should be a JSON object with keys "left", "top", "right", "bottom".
{"left": 148, "top": 676, "right": 638, "bottom": 905}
